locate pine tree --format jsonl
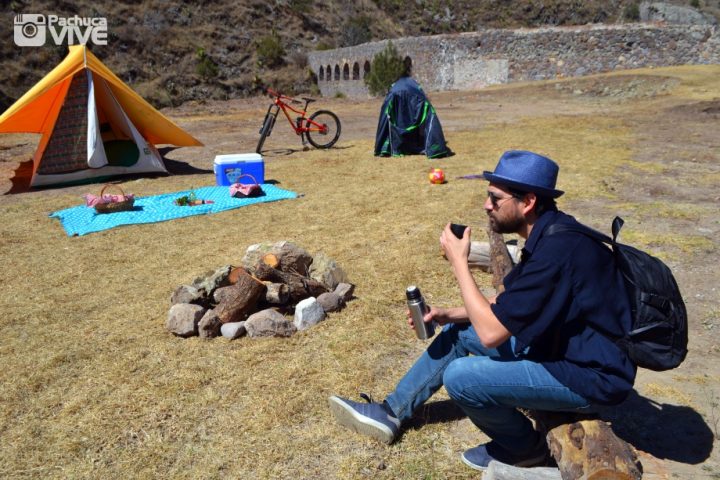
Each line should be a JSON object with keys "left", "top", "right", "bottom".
{"left": 364, "top": 41, "right": 406, "bottom": 97}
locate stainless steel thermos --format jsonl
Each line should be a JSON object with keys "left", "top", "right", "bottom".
{"left": 406, "top": 286, "right": 435, "bottom": 340}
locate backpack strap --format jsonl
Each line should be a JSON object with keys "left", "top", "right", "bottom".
{"left": 544, "top": 217, "right": 620, "bottom": 245}
{"left": 611, "top": 216, "right": 624, "bottom": 241}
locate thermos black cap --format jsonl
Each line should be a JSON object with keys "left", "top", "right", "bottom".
{"left": 406, "top": 285, "right": 421, "bottom": 301}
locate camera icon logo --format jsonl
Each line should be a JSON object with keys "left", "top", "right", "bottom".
{"left": 14, "top": 14, "right": 47, "bottom": 47}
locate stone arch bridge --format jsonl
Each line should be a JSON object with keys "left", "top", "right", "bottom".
{"left": 308, "top": 23, "right": 719, "bottom": 98}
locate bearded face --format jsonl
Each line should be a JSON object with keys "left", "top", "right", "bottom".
{"left": 485, "top": 186, "right": 527, "bottom": 234}
{"left": 488, "top": 207, "right": 525, "bottom": 234}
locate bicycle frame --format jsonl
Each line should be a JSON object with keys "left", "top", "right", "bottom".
{"left": 265, "top": 89, "right": 328, "bottom": 136}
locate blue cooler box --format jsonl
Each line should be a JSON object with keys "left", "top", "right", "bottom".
{"left": 213, "top": 153, "right": 264, "bottom": 186}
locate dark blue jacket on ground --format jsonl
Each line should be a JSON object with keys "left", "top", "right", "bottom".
{"left": 374, "top": 77, "right": 450, "bottom": 159}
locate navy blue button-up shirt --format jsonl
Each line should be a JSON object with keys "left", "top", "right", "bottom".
{"left": 491, "top": 210, "right": 636, "bottom": 405}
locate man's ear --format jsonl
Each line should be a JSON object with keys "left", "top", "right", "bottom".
{"left": 521, "top": 192, "right": 537, "bottom": 216}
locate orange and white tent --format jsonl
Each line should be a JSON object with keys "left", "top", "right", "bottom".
{"left": 0, "top": 45, "right": 202, "bottom": 187}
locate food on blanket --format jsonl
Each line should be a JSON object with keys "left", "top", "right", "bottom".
{"left": 174, "top": 192, "right": 214, "bottom": 206}
{"left": 174, "top": 192, "right": 196, "bottom": 206}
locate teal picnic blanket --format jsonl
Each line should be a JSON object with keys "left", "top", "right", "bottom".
{"left": 50, "top": 185, "right": 298, "bottom": 236}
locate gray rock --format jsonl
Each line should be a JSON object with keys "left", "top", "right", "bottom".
{"left": 317, "top": 292, "right": 343, "bottom": 313}
{"left": 198, "top": 309, "right": 222, "bottom": 339}
{"left": 221, "top": 321, "right": 247, "bottom": 340}
{"left": 191, "top": 265, "right": 233, "bottom": 298}
{"left": 309, "top": 252, "right": 348, "bottom": 290}
{"left": 241, "top": 242, "right": 274, "bottom": 271}
{"left": 166, "top": 303, "right": 206, "bottom": 337}
{"left": 640, "top": 2, "right": 717, "bottom": 25}
{"left": 241, "top": 241, "right": 313, "bottom": 275}
{"left": 170, "top": 284, "right": 204, "bottom": 305}
{"left": 273, "top": 241, "right": 313, "bottom": 275}
{"left": 245, "top": 309, "right": 296, "bottom": 338}
{"left": 294, "top": 297, "right": 326, "bottom": 331}
{"left": 334, "top": 283, "right": 355, "bottom": 302}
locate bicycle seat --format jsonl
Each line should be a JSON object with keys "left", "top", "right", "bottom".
{"left": 301, "top": 97, "right": 316, "bottom": 104}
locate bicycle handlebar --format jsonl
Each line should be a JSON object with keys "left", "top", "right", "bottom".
{"left": 264, "top": 87, "right": 303, "bottom": 105}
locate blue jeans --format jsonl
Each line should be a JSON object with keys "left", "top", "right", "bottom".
{"left": 385, "top": 322, "right": 590, "bottom": 453}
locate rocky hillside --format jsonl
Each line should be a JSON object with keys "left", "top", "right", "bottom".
{"left": 1, "top": 0, "right": 718, "bottom": 111}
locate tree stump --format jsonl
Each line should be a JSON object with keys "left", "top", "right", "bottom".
{"left": 551, "top": 420, "right": 641, "bottom": 480}
{"left": 486, "top": 225, "right": 514, "bottom": 293}
{"left": 531, "top": 411, "right": 642, "bottom": 480}
{"left": 467, "top": 241, "right": 521, "bottom": 271}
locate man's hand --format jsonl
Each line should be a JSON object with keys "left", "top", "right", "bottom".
{"left": 440, "top": 222, "right": 471, "bottom": 270}
{"left": 406, "top": 305, "right": 457, "bottom": 328}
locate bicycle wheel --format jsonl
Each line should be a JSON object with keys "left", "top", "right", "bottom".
{"left": 306, "top": 110, "right": 341, "bottom": 149}
{"left": 256, "top": 109, "right": 277, "bottom": 154}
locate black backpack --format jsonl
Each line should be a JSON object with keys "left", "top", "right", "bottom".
{"left": 546, "top": 216, "right": 688, "bottom": 371}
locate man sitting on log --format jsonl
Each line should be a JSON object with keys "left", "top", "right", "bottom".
{"left": 328, "top": 150, "right": 637, "bottom": 471}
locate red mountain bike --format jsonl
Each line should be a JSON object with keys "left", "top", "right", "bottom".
{"left": 256, "top": 87, "right": 341, "bottom": 154}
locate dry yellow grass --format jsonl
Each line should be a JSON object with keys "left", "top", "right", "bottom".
{"left": 1, "top": 65, "right": 719, "bottom": 479}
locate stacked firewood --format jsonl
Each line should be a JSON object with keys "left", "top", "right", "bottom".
{"left": 166, "top": 241, "right": 354, "bottom": 339}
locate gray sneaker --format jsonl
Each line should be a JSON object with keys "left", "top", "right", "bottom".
{"left": 328, "top": 394, "right": 401, "bottom": 444}
{"left": 461, "top": 439, "right": 549, "bottom": 471}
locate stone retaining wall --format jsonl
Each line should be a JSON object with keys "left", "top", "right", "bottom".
{"left": 308, "top": 23, "right": 719, "bottom": 98}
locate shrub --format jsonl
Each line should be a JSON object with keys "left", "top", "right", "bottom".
{"left": 623, "top": 3, "right": 640, "bottom": 21}
{"left": 690, "top": 0, "right": 700, "bottom": 8}
{"left": 256, "top": 30, "right": 285, "bottom": 68}
{"left": 364, "top": 41, "right": 406, "bottom": 97}
{"left": 196, "top": 47, "right": 219, "bottom": 79}
{"left": 315, "top": 40, "right": 335, "bottom": 51}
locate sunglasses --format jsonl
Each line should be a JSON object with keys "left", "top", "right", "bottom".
{"left": 487, "top": 191, "right": 523, "bottom": 208}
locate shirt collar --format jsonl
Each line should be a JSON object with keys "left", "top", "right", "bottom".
{"left": 522, "top": 210, "right": 560, "bottom": 257}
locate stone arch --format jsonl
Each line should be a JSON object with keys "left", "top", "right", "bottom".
{"left": 343, "top": 63, "right": 350, "bottom": 80}
{"left": 318, "top": 67, "right": 324, "bottom": 81}
{"left": 352, "top": 62, "right": 360, "bottom": 80}
{"left": 363, "top": 60, "right": 370, "bottom": 78}
{"left": 326, "top": 65, "right": 332, "bottom": 81}
{"left": 334, "top": 64, "right": 340, "bottom": 81}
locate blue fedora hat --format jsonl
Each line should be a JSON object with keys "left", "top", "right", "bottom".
{"left": 483, "top": 150, "right": 564, "bottom": 198}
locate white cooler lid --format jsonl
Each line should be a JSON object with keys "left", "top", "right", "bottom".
{"left": 214, "top": 153, "right": 263, "bottom": 165}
